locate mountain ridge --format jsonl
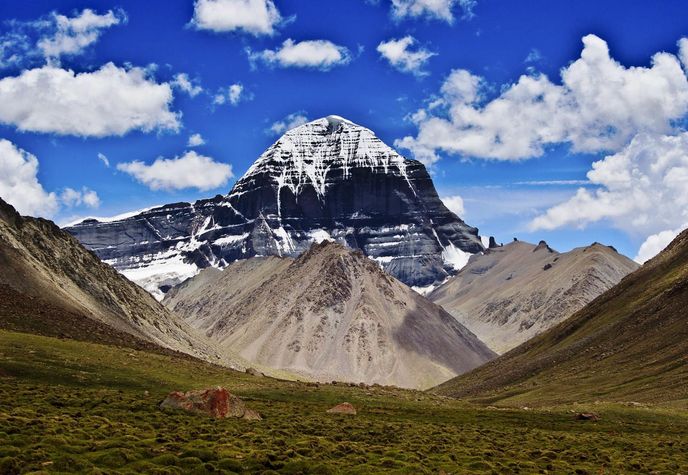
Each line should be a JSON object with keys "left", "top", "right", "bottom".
{"left": 0, "top": 197, "right": 239, "bottom": 368}
{"left": 65, "top": 116, "right": 483, "bottom": 299}
{"left": 432, "top": 229, "right": 688, "bottom": 406}
{"left": 163, "top": 240, "right": 496, "bottom": 389}
{"left": 429, "top": 239, "right": 638, "bottom": 353}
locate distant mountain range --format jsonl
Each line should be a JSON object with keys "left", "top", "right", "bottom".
{"left": 4, "top": 112, "right": 677, "bottom": 401}
{"left": 163, "top": 241, "right": 496, "bottom": 389}
{"left": 65, "top": 116, "right": 483, "bottom": 299}
{"left": 429, "top": 240, "right": 638, "bottom": 353}
{"left": 433, "top": 229, "right": 688, "bottom": 406}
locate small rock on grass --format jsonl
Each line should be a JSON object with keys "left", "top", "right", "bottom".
{"left": 575, "top": 412, "right": 600, "bottom": 421}
{"left": 327, "top": 402, "right": 357, "bottom": 415}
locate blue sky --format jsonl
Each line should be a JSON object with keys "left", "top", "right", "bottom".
{"left": 1, "top": 0, "right": 688, "bottom": 262}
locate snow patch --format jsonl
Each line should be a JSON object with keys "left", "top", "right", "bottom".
{"left": 442, "top": 243, "right": 472, "bottom": 271}
{"left": 272, "top": 226, "right": 294, "bottom": 255}
{"left": 119, "top": 255, "right": 199, "bottom": 301}
{"left": 213, "top": 233, "right": 249, "bottom": 246}
{"left": 308, "top": 229, "right": 333, "bottom": 243}
{"left": 412, "top": 284, "right": 437, "bottom": 295}
{"left": 371, "top": 255, "right": 396, "bottom": 264}
{"left": 63, "top": 204, "right": 162, "bottom": 227}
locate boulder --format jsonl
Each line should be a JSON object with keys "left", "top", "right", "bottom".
{"left": 326, "top": 402, "right": 357, "bottom": 415}
{"left": 160, "top": 387, "right": 261, "bottom": 420}
{"left": 242, "top": 408, "right": 263, "bottom": 421}
{"left": 575, "top": 412, "right": 600, "bottom": 421}
{"left": 245, "top": 367, "right": 264, "bottom": 377}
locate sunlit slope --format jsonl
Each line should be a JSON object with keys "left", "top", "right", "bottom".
{"left": 433, "top": 229, "right": 688, "bottom": 407}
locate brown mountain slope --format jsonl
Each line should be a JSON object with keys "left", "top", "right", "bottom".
{"left": 164, "top": 241, "right": 496, "bottom": 389}
{"left": 0, "top": 198, "right": 234, "bottom": 366}
{"left": 429, "top": 241, "right": 638, "bottom": 353}
{"left": 432, "top": 229, "right": 688, "bottom": 407}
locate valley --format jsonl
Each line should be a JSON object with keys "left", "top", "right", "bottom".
{"left": 1, "top": 1, "right": 687, "bottom": 473}
{"left": 1, "top": 329, "right": 687, "bottom": 474}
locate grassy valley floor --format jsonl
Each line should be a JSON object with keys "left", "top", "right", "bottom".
{"left": 1, "top": 330, "right": 687, "bottom": 474}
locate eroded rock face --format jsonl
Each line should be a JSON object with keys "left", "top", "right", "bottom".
{"left": 429, "top": 240, "right": 639, "bottom": 353}
{"left": 66, "top": 116, "right": 483, "bottom": 299}
{"left": 159, "top": 387, "right": 261, "bottom": 420}
{"left": 163, "top": 242, "right": 496, "bottom": 390}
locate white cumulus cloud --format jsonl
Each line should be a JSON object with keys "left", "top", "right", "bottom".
{"left": 441, "top": 195, "right": 465, "bottom": 216}
{"left": 248, "top": 39, "right": 351, "bottom": 70}
{"left": 228, "top": 83, "right": 244, "bottom": 105}
{"left": 0, "top": 139, "right": 58, "bottom": 217}
{"left": 192, "top": 0, "right": 283, "bottom": 36}
{"left": 172, "top": 73, "right": 203, "bottom": 97}
{"left": 530, "top": 132, "right": 688, "bottom": 262}
{"left": 38, "top": 8, "right": 126, "bottom": 61}
{"left": 187, "top": 133, "right": 206, "bottom": 147}
{"left": 0, "top": 63, "right": 180, "bottom": 137}
{"left": 377, "top": 36, "right": 436, "bottom": 76}
{"left": 60, "top": 187, "right": 100, "bottom": 208}
{"left": 635, "top": 228, "right": 685, "bottom": 264}
{"left": 213, "top": 83, "right": 251, "bottom": 106}
{"left": 0, "top": 8, "right": 125, "bottom": 68}
{"left": 679, "top": 37, "right": 688, "bottom": 73}
{"left": 269, "top": 112, "right": 309, "bottom": 135}
{"left": 391, "top": 0, "right": 476, "bottom": 23}
{"left": 117, "top": 151, "right": 233, "bottom": 191}
{"left": 397, "top": 35, "right": 688, "bottom": 163}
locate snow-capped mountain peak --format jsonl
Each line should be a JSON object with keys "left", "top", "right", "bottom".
{"left": 234, "top": 116, "right": 413, "bottom": 207}
{"left": 66, "top": 115, "right": 483, "bottom": 299}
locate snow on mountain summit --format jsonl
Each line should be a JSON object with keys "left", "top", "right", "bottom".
{"left": 66, "top": 115, "right": 484, "bottom": 299}
{"left": 235, "top": 116, "right": 414, "bottom": 208}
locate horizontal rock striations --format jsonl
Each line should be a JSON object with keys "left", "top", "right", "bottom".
{"left": 66, "top": 116, "right": 483, "bottom": 298}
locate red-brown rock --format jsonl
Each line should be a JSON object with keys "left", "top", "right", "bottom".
{"left": 160, "top": 387, "right": 261, "bottom": 420}
{"left": 326, "top": 402, "right": 357, "bottom": 415}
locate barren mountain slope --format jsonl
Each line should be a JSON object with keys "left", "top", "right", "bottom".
{"left": 432, "top": 229, "right": 688, "bottom": 406}
{"left": 164, "top": 257, "right": 293, "bottom": 332}
{"left": 0, "top": 198, "right": 235, "bottom": 366}
{"left": 429, "top": 240, "right": 638, "bottom": 353}
{"left": 164, "top": 241, "right": 496, "bottom": 389}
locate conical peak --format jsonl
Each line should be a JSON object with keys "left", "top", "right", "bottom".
{"left": 232, "top": 113, "right": 414, "bottom": 202}
{"left": 283, "top": 115, "right": 367, "bottom": 137}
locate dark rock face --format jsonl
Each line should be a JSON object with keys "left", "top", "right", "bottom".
{"left": 66, "top": 116, "right": 483, "bottom": 298}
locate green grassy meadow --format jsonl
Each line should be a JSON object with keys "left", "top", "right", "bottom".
{"left": 1, "top": 330, "right": 687, "bottom": 474}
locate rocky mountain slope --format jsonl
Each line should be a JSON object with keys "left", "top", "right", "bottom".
{"left": 0, "top": 198, "right": 234, "bottom": 366}
{"left": 432, "top": 230, "right": 688, "bottom": 406}
{"left": 66, "top": 116, "right": 483, "bottom": 299}
{"left": 429, "top": 240, "right": 638, "bottom": 353}
{"left": 163, "top": 241, "right": 496, "bottom": 389}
